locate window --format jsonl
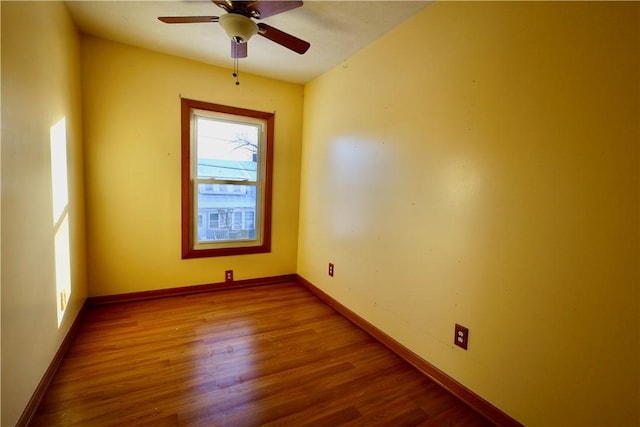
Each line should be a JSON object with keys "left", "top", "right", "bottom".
{"left": 208, "top": 212, "right": 220, "bottom": 229}
{"left": 201, "top": 184, "right": 215, "bottom": 194}
{"left": 232, "top": 211, "right": 243, "bottom": 230}
{"left": 181, "top": 98, "right": 273, "bottom": 258}
{"left": 244, "top": 211, "right": 255, "bottom": 230}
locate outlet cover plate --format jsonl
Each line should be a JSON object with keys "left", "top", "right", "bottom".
{"left": 454, "top": 323, "right": 468, "bottom": 350}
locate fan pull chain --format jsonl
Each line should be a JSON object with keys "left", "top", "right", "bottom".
{"left": 232, "top": 57, "right": 240, "bottom": 86}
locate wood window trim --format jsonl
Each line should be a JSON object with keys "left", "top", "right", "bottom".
{"left": 180, "top": 98, "right": 274, "bottom": 258}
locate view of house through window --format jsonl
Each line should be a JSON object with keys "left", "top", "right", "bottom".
{"left": 195, "top": 116, "right": 258, "bottom": 242}
{"left": 181, "top": 99, "right": 273, "bottom": 258}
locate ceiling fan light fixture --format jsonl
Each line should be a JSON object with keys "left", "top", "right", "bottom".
{"left": 219, "top": 13, "right": 258, "bottom": 43}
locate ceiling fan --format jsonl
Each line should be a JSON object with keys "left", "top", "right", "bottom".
{"left": 158, "top": 0, "right": 311, "bottom": 59}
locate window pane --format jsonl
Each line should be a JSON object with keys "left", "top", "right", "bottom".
{"left": 196, "top": 183, "right": 257, "bottom": 242}
{"left": 196, "top": 116, "right": 258, "bottom": 181}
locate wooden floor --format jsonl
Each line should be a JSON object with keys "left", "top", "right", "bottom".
{"left": 31, "top": 282, "right": 493, "bottom": 427}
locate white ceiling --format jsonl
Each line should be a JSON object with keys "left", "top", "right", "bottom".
{"left": 65, "top": 1, "right": 429, "bottom": 84}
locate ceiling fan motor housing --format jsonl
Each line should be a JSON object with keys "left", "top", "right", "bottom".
{"left": 219, "top": 13, "right": 258, "bottom": 43}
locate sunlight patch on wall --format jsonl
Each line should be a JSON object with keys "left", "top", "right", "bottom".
{"left": 50, "top": 117, "right": 72, "bottom": 327}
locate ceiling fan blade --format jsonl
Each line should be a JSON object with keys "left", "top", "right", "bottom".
{"left": 247, "top": 1, "right": 303, "bottom": 19}
{"left": 257, "top": 23, "right": 310, "bottom": 54}
{"left": 231, "top": 41, "right": 247, "bottom": 58}
{"left": 158, "top": 16, "right": 219, "bottom": 24}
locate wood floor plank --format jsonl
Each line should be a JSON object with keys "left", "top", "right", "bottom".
{"left": 30, "top": 282, "right": 493, "bottom": 427}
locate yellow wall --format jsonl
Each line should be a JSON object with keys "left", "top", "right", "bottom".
{"left": 298, "top": 2, "right": 639, "bottom": 426}
{"left": 80, "top": 36, "right": 303, "bottom": 296}
{"left": 1, "top": 2, "right": 88, "bottom": 425}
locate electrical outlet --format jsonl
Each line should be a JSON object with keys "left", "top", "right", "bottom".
{"left": 328, "top": 263, "right": 334, "bottom": 277}
{"left": 454, "top": 324, "right": 469, "bottom": 350}
{"left": 225, "top": 270, "right": 234, "bottom": 282}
